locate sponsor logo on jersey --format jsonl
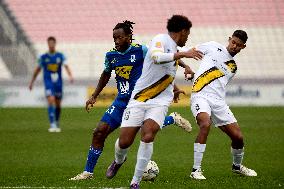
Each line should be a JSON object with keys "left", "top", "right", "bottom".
{"left": 115, "top": 66, "right": 133, "bottom": 79}
{"left": 47, "top": 64, "right": 59, "bottom": 72}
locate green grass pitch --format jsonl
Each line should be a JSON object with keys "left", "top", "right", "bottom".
{"left": 0, "top": 107, "right": 283, "bottom": 189}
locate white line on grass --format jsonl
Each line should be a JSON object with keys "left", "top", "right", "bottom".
{"left": 0, "top": 187, "right": 128, "bottom": 189}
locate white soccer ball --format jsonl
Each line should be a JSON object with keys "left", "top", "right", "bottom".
{"left": 142, "top": 160, "right": 159, "bottom": 181}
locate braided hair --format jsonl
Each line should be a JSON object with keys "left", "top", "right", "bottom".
{"left": 113, "top": 20, "right": 135, "bottom": 42}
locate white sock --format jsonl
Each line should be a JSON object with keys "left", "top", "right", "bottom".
{"left": 115, "top": 139, "right": 128, "bottom": 164}
{"left": 231, "top": 147, "right": 244, "bottom": 167}
{"left": 193, "top": 143, "right": 206, "bottom": 170}
{"left": 131, "top": 141, "right": 153, "bottom": 184}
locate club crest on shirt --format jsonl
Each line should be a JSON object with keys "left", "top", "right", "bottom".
{"left": 56, "top": 57, "right": 61, "bottom": 63}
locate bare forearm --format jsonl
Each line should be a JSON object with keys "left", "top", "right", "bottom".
{"left": 177, "top": 59, "right": 189, "bottom": 68}
{"left": 30, "top": 67, "right": 41, "bottom": 84}
{"left": 92, "top": 71, "right": 111, "bottom": 98}
{"left": 64, "top": 65, "right": 73, "bottom": 78}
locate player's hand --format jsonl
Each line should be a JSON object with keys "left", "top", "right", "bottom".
{"left": 184, "top": 66, "right": 195, "bottom": 81}
{"left": 173, "top": 89, "right": 185, "bottom": 103}
{"left": 184, "top": 48, "right": 203, "bottom": 60}
{"left": 28, "top": 83, "right": 33, "bottom": 91}
{"left": 85, "top": 96, "right": 97, "bottom": 113}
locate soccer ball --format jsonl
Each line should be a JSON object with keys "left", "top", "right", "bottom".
{"left": 142, "top": 160, "right": 159, "bottom": 181}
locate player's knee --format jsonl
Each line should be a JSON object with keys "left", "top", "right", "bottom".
{"left": 118, "top": 138, "right": 132, "bottom": 149}
{"left": 93, "top": 123, "right": 109, "bottom": 142}
{"left": 198, "top": 119, "right": 211, "bottom": 130}
{"left": 141, "top": 133, "right": 155, "bottom": 143}
{"left": 233, "top": 133, "right": 244, "bottom": 147}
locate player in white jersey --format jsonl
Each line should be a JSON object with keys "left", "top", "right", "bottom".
{"left": 105, "top": 15, "right": 203, "bottom": 189}
{"left": 189, "top": 30, "right": 257, "bottom": 180}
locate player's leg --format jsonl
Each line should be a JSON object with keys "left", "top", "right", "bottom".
{"left": 55, "top": 98, "right": 61, "bottom": 131}
{"left": 70, "top": 105, "right": 122, "bottom": 180}
{"left": 219, "top": 123, "right": 257, "bottom": 176}
{"left": 106, "top": 107, "right": 144, "bottom": 179}
{"left": 54, "top": 85, "right": 63, "bottom": 129}
{"left": 106, "top": 126, "right": 140, "bottom": 179}
{"left": 84, "top": 121, "right": 115, "bottom": 173}
{"left": 161, "top": 112, "right": 192, "bottom": 132}
{"left": 46, "top": 90, "right": 57, "bottom": 132}
{"left": 190, "top": 97, "right": 212, "bottom": 180}
{"left": 130, "top": 106, "right": 167, "bottom": 188}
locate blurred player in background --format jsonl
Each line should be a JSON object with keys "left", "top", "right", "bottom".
{"left": 189, "top": 30, "right": 257, "bottom": 179}
{"left": 29, "top": 36, "right": 73, "bottom": 132}
{"left": 106, "top": 15, "right": 203, "bottom": 189}
{"left": 70, "top": 20, "right": 193, "bottom": 181}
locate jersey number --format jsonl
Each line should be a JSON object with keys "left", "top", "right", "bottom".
{"left": 195, "top": 104, "right": 200, "bottom": 111}
{"left": 106, "top": 105, "right": 115, "bottom": 115}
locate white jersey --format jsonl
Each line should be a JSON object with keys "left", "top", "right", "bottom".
{"left": 191, "top": 41, "right": 237, "bottom": 99}
{"left": 127, "top": 34, "right": 178, "bottom": 107}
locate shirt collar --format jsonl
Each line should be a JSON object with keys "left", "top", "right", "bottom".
{"left": 116, "top": 45, "right": 132, "bottom": 55}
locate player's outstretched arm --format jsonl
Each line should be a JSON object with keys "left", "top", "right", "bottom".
{"left": 86, "top": 71, "right": 111, "bottom": 112}
{"left": 64, "top": 65, "right": 74, "bottom": 83}
{"left": 29, "top": 66, "right": 41, "bottom": 90}
{"left": 177, "top": 59, "right": 195, "bottom": 80}
{"left": 174, "top": 48, "right": 203, "bottom": 61}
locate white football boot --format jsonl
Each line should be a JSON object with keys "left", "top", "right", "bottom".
{"left": 48, "top": 128, "right": 57, "bottom": 132}
{"left": 170, "top": 112, "right": 192, "bottom": 133}
{"left": 190, "top": 169, "right": 206, "bottom": 180}
{"left": 69, "top": 171, "right": 93, "bottom": 180}
{"left": 232, "top": 165, "right": 257, "bottom": 176}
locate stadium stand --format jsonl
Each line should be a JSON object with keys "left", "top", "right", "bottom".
{"left": 0, "top": 0, "right": 37, "bottom": 78}
{"left": 1, "top": 0, "right": 284, "bottom": 79}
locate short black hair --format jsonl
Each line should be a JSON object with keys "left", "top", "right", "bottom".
{"left": 167, "top": 15, "right": 192, "bottom": 33}
{"left": 232, "top": 30, "right": 248, "bottom": 44}
{"left": 47, "top": 36, "right": 56, "bottom": 42}
{"left": 113, "top": 20, "right": 135, "bottom": 41}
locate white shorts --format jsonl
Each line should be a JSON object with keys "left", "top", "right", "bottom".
{"left": 121, "top": 104, "right": 168, "bottom": 128}
{"left": 190, "top": 95, "right": 237, "bottom": 127}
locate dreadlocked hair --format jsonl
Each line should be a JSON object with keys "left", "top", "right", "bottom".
{"left": 113, "top": 20, "right": 135, "bottom": 41}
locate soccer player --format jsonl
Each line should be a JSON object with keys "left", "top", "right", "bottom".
{"left": 70, "top": 20, "right": 192, "bottom": 181}
{"left": 29, "top": 36, "right": 73, "bottom": 132}
{"left": 106, "top": 15, "right": 203, "bottom": 189}
{"left": 189, "top": 30, "right": 257, "bottom": 179}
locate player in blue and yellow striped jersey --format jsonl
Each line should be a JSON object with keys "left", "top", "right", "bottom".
{"left": 70, "top": 21, "right": 193, "bottom": 181}
{"left": 29, "top": 36, "right": 73, "bottom": 132}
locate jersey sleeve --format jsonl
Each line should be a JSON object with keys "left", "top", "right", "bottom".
{"left": 103, "top": 55, "right": 112, "bottom": 73}
{"left": 196, "top": 41, "right": 216, "bottom": 54}
{"left": 141, "top": 45, "right": 148, "bottom": 59}
{"left": 38, "top": 56, "right": 43, "bottom": 67}
{"left": 150, "top": 35, "right": 174, "bottom": 64}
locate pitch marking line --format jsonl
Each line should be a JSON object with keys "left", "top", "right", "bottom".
{"left": 0, "top": 187, "right": 128, "bottom": 189}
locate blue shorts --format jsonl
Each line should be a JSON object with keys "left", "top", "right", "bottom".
{"left": 45, "top": 83, "right": 63, "bottom": 99}
{"left": 101, "top": 103, "right": 125, "bottom": 129}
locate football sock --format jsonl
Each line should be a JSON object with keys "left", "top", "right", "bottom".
{"left": 193, "top": 143, "right": 206, "bottom": 170}
{"left": 231, "top": 147, "right": 244, "bottom": 168}
{"left": 161, "top": 115, "right": 175, "bottom": 128}
{"left": 115, "top": 139, "right": 128, "bottom": 164}
{"left": 84, "top": 146, "right": 102, "bottom": 173}
{"left": 55, "top": 106, "right": 61, "bottom": 126}
{"left": 131, "top": 141, "right": 153, "bottom": 184}
{"left": 48, "top": 105, "right": 56, "bottom": 127}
